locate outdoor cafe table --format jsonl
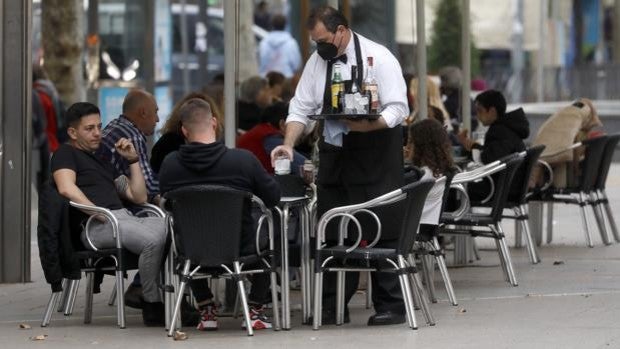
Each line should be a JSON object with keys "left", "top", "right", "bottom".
{"left": 274, "top": 196, "right": 313, "bottom": 329}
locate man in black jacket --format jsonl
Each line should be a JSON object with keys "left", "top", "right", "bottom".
{"left": 458, "top": 89, "right": 530, "bottom": 200}
{"left": 159, "top": 98, "right": 280, "bottom": 331}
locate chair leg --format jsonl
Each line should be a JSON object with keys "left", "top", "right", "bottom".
{"left": 471, "top": 237, "right": 481, "bottom": 261}
{"left": 494, "top": 224, "right": 518, "bottom": 286}
{"left": 41, "top": 292, "right": 61, "bottom": 327}
{"left": 84, "top": 272, "right": 94, "bottom": 324}
{"left": 57, "top": 278, "right": 69, "bottom": 313}
{"left": 269, "top": 271, "right": 281, "bottom": 330}
{"left": 602, "top": 195, "right": 620, "bottom": 243}
{"left": 234, "top": 262, "right": 253, "bottom": 336}
{"left": 546, "top": 202, "right": 554, "bottom": 244}
{"left": 579, "top": 192, "right": 594, "bottom": 248}
{"left": 431, "top": 237, "right": 458, "bottom": 306}
{"left": 591, "top": 192, "right": 612, "bottom": 245}
{"left": 64, "top": 279, "right": 80, "bottom": 316}
{"left": 108, "top": 281, "right": 117, "bottom": 306}
{"left": 420, "top": 254, "right": 437, "bottom": 303}
{"left": 365, "top": 271, "right": 372, "bottom": 309}
{"left": 411, "top": 272, "right": 435, "bottom": 326}
{"left": 115, "top": 270, "right": 126, "bottom": 329}
{"left": 396, "top": 257, "right": 416, "bottom": 330}
{"left": 519, "top": 205, "right": 541, "bottom": 264}
{"left": 493, "top": 238, "right": 510, "bottom": 282}
{"left": 168, "top": 260, "right": 190, "bottom": 337}
{"left": 514, "top": 208, "right": 523, "bottom": 248}
{"left": 335, "top": 271, "right": 346, "bottom": 325}
{"left": 312, "top": 270, "right": 323, "bottom": 330}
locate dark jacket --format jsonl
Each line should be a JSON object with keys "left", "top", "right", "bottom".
{"left": 479, "top": 107, "right": 529, "bottom": 164}
{"left": 159, "top": 141, "right": 281, "bottom": 251}
{"left": 150, "top": 132, "right": 184, "bottom": 174}
{"left": 37, "top": 181, "right": 81, "bottom": 292}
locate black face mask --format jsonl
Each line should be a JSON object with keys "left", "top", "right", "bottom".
{"left": 317, "top": 42, "right": 338, "bottom": 61}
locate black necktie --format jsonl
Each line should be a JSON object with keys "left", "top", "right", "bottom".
{"left": 333, "top": 54, "right": 347, "bottom": 64}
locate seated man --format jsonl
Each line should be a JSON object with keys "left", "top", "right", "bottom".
{"left": 457, "top": 89, "right": 529, "bottom": 201}
{"left": 51, "top": 102, "right": 167, "bottom": 326}
{"left": 237, "top": 101, "right": 307, "bottom": 175}
{"left": 159, "top": 98, "right": 281, "bottom": 331}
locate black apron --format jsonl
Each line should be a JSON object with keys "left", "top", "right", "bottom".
{"left": 317, "top": 33, "right": 404, "bottom": 241}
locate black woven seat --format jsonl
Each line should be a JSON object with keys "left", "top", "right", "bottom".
{"left": 164, "top": 184, "right": 281, "bottom": 337}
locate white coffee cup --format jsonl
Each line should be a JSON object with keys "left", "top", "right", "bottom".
{"left": 472, "top": 149, "right": 482, "bottom": 163}
{"left": 274, "top": 156, "right": 291, "bottom": 175}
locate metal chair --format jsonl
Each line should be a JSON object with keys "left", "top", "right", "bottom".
{"left": 312, "top": 179, "right": 436, "bottom": 330}
{"left": 503, "top": 145, "right": 546, "bottom": 264}
{"left": 164, "top": 185, "right": 280, "bottom": 337}
{"left": 532, "top": 136, "right": 610, "bottom": 247}
{"left": 40, "top": 193, "right": 162, "bottom": 328}
{"left": 442, "top": 153, "right": 525, "bottom": 286}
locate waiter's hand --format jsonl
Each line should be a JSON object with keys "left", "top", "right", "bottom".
{"left": 271, "top": 145, "right": 293, "bottom": 167}
{"left": 343, "top": 117, "right": 387, "bottom": 132}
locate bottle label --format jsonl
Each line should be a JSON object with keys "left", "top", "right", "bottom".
{"left": 332, "top": 82, "right": 344, "bottom": 111}
{"left": 364, "top": 84, "right": 379, "bottom": 113}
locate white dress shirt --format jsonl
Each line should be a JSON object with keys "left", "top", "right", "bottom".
{"left": 287, "top": 31, "right": 408, "bottom": 131}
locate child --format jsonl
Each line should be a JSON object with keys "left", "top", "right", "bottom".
{"left": 407, "top": 118, "right": 455, "bottom": 240}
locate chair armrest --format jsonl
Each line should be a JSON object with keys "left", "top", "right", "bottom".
{"left": 535, "top": 159, "right": 554, "bottom": 192}
{"left": 133, "top": 203, "right": 166, "bottom": 218}
{"left": 252, "top": 195, "right": 275, "bottom": 256}
{"left": 441, "top": 184, "right": 470, "bottom": 221}
{"left": 69, "top": 201, "right": 120, "bottom": 251}
{"left": 478, "top": 176, "right": 495, "bottom": 205}
{"left": 452, "top": 162, "right": 506, "bottom": 185}
{"left": 540, "top": 142, "right": 582, "bottom": 159}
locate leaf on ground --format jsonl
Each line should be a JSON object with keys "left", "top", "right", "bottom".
{"left": 553, "top": 260, "right": 565, "bottom": 265}
{"left": 173, "top": 331, "right": 188, "bottom": 341}
{"left": 19, "top": 323, "right": 31, "bottom": 329}
{"left": 458, "top": 308, "right": 467, "bottom": 313}
{"left": 31, "top": 334, "right": 47, "bottom": 341}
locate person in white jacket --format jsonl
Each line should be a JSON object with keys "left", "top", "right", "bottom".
{"left": 258, "top": 14, "right": 301, "bottom": 78}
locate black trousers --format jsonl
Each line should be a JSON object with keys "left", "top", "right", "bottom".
{"left": 190, "top": 271, "right": 270, "bottom": 305}
{"left": 322, "top": 239, "right": 405, "bottom": 314}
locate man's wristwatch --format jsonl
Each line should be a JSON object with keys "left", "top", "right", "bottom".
{"left": 128, "top": 158, "right": 139, "bottom": 164}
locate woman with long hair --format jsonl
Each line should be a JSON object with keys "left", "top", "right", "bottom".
{"left": 150, "top": 92, "right": 223, "bottom": 173}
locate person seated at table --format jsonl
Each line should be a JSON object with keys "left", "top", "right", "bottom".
{"left": 150, "top": 92, "right": 223, "bottom": 174}
{"left": 51, "top": 102, "right": 167, "bottom": 326}
{"left": 406, "top": 118, "right": 454, "bottom": 240}
{"left": 530, "top": 98, "right": 603, "bottom": 189}
{"left": 158, "top": 98, "right": 281, "bottom": 331}
{"left": 237, "top": 101, "right": 307, "bottom": 175}
{"left": 457, "top": 89, "right": 529, "bottom": 202}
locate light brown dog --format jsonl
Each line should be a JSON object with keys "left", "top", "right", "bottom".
{"left": 530, "top": 99, "right": 602, "bottom": 188}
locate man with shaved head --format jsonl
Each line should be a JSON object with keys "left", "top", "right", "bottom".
{"left": 96, "top": 89, "right": 161, "bottom": 310}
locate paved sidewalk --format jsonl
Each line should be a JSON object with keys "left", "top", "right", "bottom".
{"left": 2, "top": 166, "right": 620, "bottom": 349}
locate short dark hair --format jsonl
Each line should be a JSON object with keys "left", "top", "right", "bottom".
{"left": 474, "top": 89, "right": 506, "bottom": 116}
{"left": 65, "top": 102, "right": 100, "bottom": 128}
{"left": 261, "top": 102, "right": 289, "bottom": 128}
{"left": 307, "top": 5, "right": 348, "bottom": 32}
{"left": 271, "top": 14, "right": 287, "bottom": 31}
{"left": 266, "top": 71, "right": 286, "bottom": 88}
{"left": 179, "top": 98, "right": 212, "bottom": 129}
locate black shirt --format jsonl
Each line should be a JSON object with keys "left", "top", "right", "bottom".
{"left": 51, "top": 144, "right": 124, "bottom": 210}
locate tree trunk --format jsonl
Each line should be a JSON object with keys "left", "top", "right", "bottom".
{"left": 42, "top": 0, "right": 85, "bottom": 104}
{"left": 238, "top": 1, "right": 258, "bottom": 81}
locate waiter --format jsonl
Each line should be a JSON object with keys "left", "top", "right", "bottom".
{"left": 271, "top": 6, "right": 409, "bottom": 326}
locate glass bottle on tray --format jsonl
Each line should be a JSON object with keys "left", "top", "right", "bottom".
{"left": 331, "top": 63, "right": 344, "bottom": 113}
{"left": 363, "top": 56, "right": 379, "bottom": 114}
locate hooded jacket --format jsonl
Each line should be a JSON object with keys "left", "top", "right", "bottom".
{"left": 477, "top": 107, "right": 530, "bottom": 164}
{"left": 258, "top": 30, "right": 302, "bottom": 77}
{"left": 159, "top": 141, "right": 281, "bottom": 250}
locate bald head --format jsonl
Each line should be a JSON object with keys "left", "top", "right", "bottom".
{"left": 121, "top": 89, "right": 159, "bottom": 135}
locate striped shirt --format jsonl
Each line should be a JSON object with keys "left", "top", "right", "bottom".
{"left": 96, "top": 115, "right": 159, "bottom": 200}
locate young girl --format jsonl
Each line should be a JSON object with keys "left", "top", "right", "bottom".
{"left": 407, "top": 118, "right": 455, "bottom": 240}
